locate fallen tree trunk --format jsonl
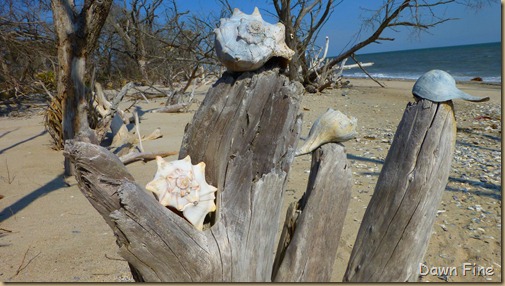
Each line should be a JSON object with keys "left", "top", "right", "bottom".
{"left": 343, "top": 99, "right": 457, "bottom": 282}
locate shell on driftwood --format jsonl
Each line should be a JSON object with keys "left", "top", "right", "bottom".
{"left": 412, "top": 69, "right": 490, "bottom": 102}
{"left": 214, "top": 7, "right": 295, "bottom": 72}
{"left": 295, "top": 108, "right": 357, "bottom": 156}
{"left": 145, "top": 155, "right": 217, "bottom": 230}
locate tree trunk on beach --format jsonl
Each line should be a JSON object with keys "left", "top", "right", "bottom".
{"left": 46, "top": 0, "right": 113, "bottom": 175}
{"left": 343, "top": 99, "right": 457, "bottom": 282}
{"left": 273, "top": 143, "right": 352, "bottom": 282}
{"left": 64, "top": 65, "right": 355, "bottom": 281}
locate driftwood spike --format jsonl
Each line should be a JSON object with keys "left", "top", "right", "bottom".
{"left": 344, "top": 99, "right": 457, "bottom": 282}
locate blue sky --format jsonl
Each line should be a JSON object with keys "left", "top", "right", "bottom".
{"left": 177, "top": 0, "right": 501, "bottom": 56}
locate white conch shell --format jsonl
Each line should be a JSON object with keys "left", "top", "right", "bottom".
{"left": 145, "top": 155, "right": 217, "bottom": 231}
{"left": 214, "top": 7, "right": 295, "bottom": 72}
{"left": 295, "top": 109, "right": 357, "bottom": 156}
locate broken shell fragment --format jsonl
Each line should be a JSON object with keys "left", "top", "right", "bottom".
{"left": 412, "top": 69, "right": 490, "bottom": 102}
{"left": 145, "top": 155, "right": 217, "bottom": 231}
{"left": 295, "top": 109, "right": 357, "bottom": 156}
{"left": 214, "top": 7, "right": 295, "bottom": 72}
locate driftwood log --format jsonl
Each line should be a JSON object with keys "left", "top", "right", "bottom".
{"left": 343, "top": 99, "right": 457, "bottom": 282}
{"left": 64, "top": 65, "right": 355, "bottom": 281}
{"left": 273, "top": 143, "right": 352, "bottom": 281}
{"left": 150, "top": 102, "right": 191, "bottom": 113}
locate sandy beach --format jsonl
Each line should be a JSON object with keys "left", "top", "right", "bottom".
{"left": 0, "top": 77, "right": 501, "bottom": 282}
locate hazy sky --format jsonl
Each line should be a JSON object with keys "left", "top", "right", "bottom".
{"left": 178, "top": 0, "right": 501, "bottom": 56}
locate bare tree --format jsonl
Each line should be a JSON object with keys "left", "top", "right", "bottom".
{"left": 106, "top": 0, "right": 164, "bottom": 82}
{"left": 45, "top": 0, "right": 113, "bottom": 175}
{"left": 267, "top": 0, "right": 495, "bottom": 91}
{"left": 0, "top": 0, "right": 55, "bottom": 97}
{"left": 272, "top": 0, "right": 338, "bottom": 83}
{"left": 307, "top": 0, "right": 496, "bottom": 89}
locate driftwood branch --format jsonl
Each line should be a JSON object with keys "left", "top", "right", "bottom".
{"left": 95, "top": 81, "right": 135, "bottom": 142}
{"left": 150, "top": 102, "right": 191, "bottom": 113}
{"left": 343, "top": 99, "right": 457, "bottom": 282}
{"left": 140, "top": 128, "right": 162, "bottom": 142}
{"left": 119, "top": 150, "right": 178, "bottom": 165}
{"left": 64, "top": 140, "right": 222, "bottom": 281}
{"left": 63, "top": 140, "right": 134, "bottom": 230}
{"left": 350, "top": 54, "right": 385, "bottom": 88}
{"left": 133, "top": 112, "right": 144, "bottom": 152}
{"left": 273, "top": 143, "right": 352, "bottom": 282}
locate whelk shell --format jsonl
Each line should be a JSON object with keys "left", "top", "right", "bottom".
{"left": 145, "top": 155, "right": 217, "bottom": 231}
{"left": 214, "top": 7, "right": 295, "bottom": 72}
{"left": 295, "top": 108, "right": 357, "bottom": 156}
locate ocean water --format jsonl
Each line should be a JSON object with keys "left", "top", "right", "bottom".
{"left": 341, "top": 42, "right": 501, "bottom": 83}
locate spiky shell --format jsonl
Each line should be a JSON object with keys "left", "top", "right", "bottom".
{"left": 214, "top": 7, "right": 295, "bottom": 72}
{"left": 145, "top": 155, "right": 217, "bottom": 231}
{"left": 295, "top": 109, "right": 357, "bottom": 156}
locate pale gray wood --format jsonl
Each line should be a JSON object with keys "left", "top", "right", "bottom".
{"left": 65, "top": 66, "right": 310, "bottom": 282}
{"left": 179, "top": 67, "right": 304, "bottom": 281}
{"left": 65, "top": 140, "right": 224, "bottom": 282}
{"left": 273, "top": 143, "right": 352, "bottom": 282}
{"left": 96, "top": 82, "right": 135, "bottom": 143}
{"left": 119, "top": 150, "right": 178, "bottom": 165}
{"left": 150, "top": 102, "right": 191, "bottom": 113}
{"left": 63, "top": 140, "right": 133, "bottom": 230}
{"left": 343, "top": 99, "right": 457, "bottom": 282}
{"left": 110, "top": 181, "right": 224, "bottom": 282}
{"left": 272, "top": 201, "right": 298, "bottom": 280}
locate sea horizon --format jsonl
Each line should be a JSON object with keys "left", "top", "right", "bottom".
{"left": 336, "top": 42, "right": 501, "bottom": 84}
{"left": 356, "top": 41, "right": 500, "bottom": 56}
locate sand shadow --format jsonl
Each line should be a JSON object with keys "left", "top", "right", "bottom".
{"left": 456, "top": 140, "right": 500, "bottom": 152}
{"left": 448, "top": 176, "right": 501, "bottom": 195}
{"left": 0, "top": 173, "right": 67, "bottom": 223}
{"left": 347, "top": 153, "right": 501, "bottom": 200}
{"left": 457, "top": 127, "right": 501, "bottom": 142}
{"left": 347, "top": 153, "right": 385, "bottom": 165}
{"left": 445, "top": 185, "right": 501, "bottom": 200}
{"left": 0, "top": 128, "right": 20, "bottom": 139}
{"left": 0, "top": 130, "right": 47, "bottom": 155}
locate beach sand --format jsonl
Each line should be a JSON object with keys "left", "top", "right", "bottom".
{"left": 0, "top": 77, "right": 501, "bottom": 282}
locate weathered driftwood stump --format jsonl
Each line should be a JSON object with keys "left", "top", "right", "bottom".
{"left": 273, "top": 143, "right": 352, "bottom": 281}
{"left": 64, "top": 65, "right": 353, "bottom": 282}
{"left": 177, "top": 66, "right": 303, "bottom": 281}
{"left": 343, "top": 99, "right": 457, "bottom": 282}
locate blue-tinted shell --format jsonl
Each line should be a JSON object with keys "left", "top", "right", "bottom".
{"left": 214, "top": 7, "right": 294, "bottom": 72}
{"left": 412, "top": 70, "right": 489, "bottom": 102}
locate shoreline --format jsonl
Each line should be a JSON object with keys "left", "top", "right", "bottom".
{"left": 343, "top": 76, "right": 502, "bottom": 87}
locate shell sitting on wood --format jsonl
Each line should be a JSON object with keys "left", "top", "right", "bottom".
{"left": 295, "top": 109, "right": 357, "bottom": 156}
{"left": 145, "top": 155, "right": 217, "bottom": 231}
{"left": 214, "top": 7, "right": 295, "bottom": 72}
{"left": 412, "top": 69, "right": 490, "bottom": 102}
